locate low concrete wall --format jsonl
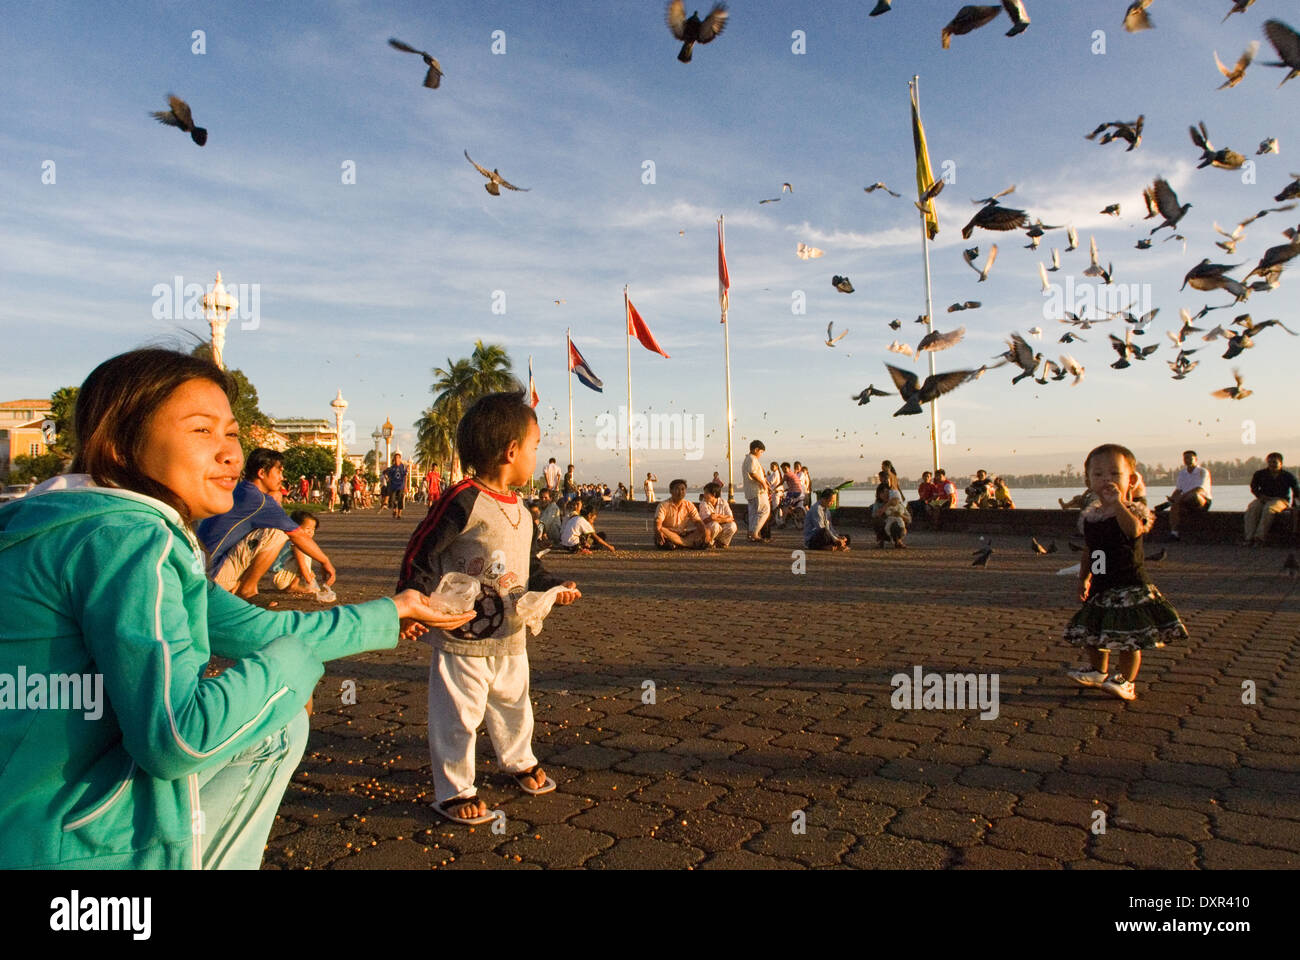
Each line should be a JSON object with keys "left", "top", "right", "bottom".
{"left": 600, "top": 499, "right": 1299, "bottom": 545}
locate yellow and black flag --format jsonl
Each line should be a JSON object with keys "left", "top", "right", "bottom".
{"left": 910, "top": 79, "right": 939, "bottom": 240}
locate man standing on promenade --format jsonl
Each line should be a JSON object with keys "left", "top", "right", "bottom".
{"left": 643, "top": 471, "right": 658, "bottom": 503}
{"left": 384, "top": 453, "right": 409, "bottom": 520}
{"left": 199, "top": 447, "right": 337, "bottom": 599}
{"left": 743, "top": 439, "right": 770, "bottom": 543}
{"left": 425, "top": 462, "right": 442, "bottom": 502}
{"left": 544, "top": 457, "right": 560, "bottom": 494}
{"left": 1244, "top": 452, "right": 1300, "bottom": 546}
{"left": 1161, "top": 450, "right": 1212, "bottom": 541}
{"left": 563, "top": 463, "right": 577, "bottom": 500}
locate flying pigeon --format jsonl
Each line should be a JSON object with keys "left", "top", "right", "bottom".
{"left": 826, "top": 322, "right": 849, "bottom": 346}
{"left": 1100, "top": 204, "right": 1121, "bottom": 216}
{"left": 464, "top": 150, "right": 529, "bottom": 195}
{"left": 1147, "top": 178, "right": 1191, "bottom": 234}
{"left": 941, "top": 5, "right": 1002, "bottom": 49}
{"left": 889, "top": 319, "right": 902, "bottom": 330}
{"left": 916, "top": 326, "right": 966, "bottom": 354}
{"left": 962, "top": 204, "right": 1028, "bottom": 239}
{"left": 885, "top": 363, "right": 981, "bottom": 416}
{"left": 1215, "top": 43, "right": 1258, "bottom": 89}
{"left": 1182, "top": 258, "right": 1248, "bottom": 298}
{"left": 1210, "top": 368, "right": 1252, "bottom": 399}
{"left": 973, "top": 184, "right": 1016, "bottom": 205}
{"left": 870, "top": 0, "right": 893, "bottom": 15}
{"left": 852, "top": 384, "right": 893, "bottom": 404}
{"left": 995, "top": 333, "right": 1042, "bottom": 384}
{"left": 915, "top": 179, "right": 946, "bottom": 213}
{"left": 1066, "top": 225, "right": 1079, "bottom": 251}
{"left": 1258, "top": 138, "right": 1279, "bottom": 155}
{"left": 1261, "top": 19, "right": 1300, "bottom": 87}
{"left": 1059, "top": 354, "right": 1085, "bottom": 385}
{"left": 1086, "top": 117, "right": 1144, "bottom": 151}
{"left": 1003, "top": 0, "right": 1031, "bottom": 38}
{"left": 1190, "top": 121, "right": 1246, "bottom": 170}
{"left": 1083, "top": 236, "right": 1111, "bottom": 281}
{"left": 947, "top": 301, "right": 982, "bottom": 312}
{"left": 150, "top": 95, "right": 207, "bottom": 146}
{"left": 1047, "top": 248, "right": 1061, "bottom": 271}
{"left": 1244, "top": 230, "right": 1300, "bottom": 283}
{"left": 865, "top": 181, "right": 902, "bottom": 197}
{"left": 1214, "top": 221, "right": 1246, "bottom": 254}
{"left": 796, "top": 243, "right": 825, "bottom": 259}
{"left": 963, "top": 244, "right": 998, "bottom": 281}
{"left": 1276, "top": 174, "right": 1300, "bottom": 203}
{"left": 887, "top": 340, "right": 917, "bottom": 359}
{"left": 1123, "top": 0, "right": 1154, "bottom": 32}
{"left": 388, "top": 38, "right": 444, "bottom": 89}
{"left": 832, "top": 275, "right": 855, "bottom": 294}
{"left": 666, "top": 2, "right": 729, "bottom": 63}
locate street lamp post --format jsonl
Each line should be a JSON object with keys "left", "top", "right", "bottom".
{"left": 330, "top": 389, "right": 348, "bottom": 485}
{"left": 382, "top": 417, "right": 394, "bottom": 471}
{"left": 202, "top": 271, "right": 239, "bottom": 371}
{"left": 371, "top": 427, "right": 382, "bottom": 476}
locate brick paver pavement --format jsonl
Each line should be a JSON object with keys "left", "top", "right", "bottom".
{"left": 256, "top": 508, "right": 1300, "bottom": 869}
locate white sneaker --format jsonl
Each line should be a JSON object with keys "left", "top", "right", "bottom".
{"left": 1101, "top": 673, "right": 1137, "bottom": 701}
{"left": 1067, "top": 666, "right": 1108, "bottom": 687}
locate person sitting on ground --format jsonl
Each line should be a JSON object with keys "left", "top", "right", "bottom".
{"left": 539, "top": 489, "right": 564, "bottom": 543}
{"left": 199, "top": 447, "right": 337, "bottom": 600}
{"left": 698, "top": 482, "right": 738, "bottom": 548}
{"left": 926, "top": 468, "right": 958, "bottom": 526}
{"left": 805, "top": 488, "right": 850, "bottom": 551}
{"left": 269, "top": 510, "right": 324, "bottom": 595}
{"left": 879, "top": 488, "right": 912, "bottom": 548}
{"left": 611, "top": 482, "right": 627, "bottom": 508}
{"left": 561, "top": 501, "right": 615, "bottom": 553}
{"left": 965, "top": 469, "right": 995, "bottom": 508}
{"left": 992, "top": 476, "right": 1015, "bottom": 509}
{"left": 654, "top": 478, "right": 709, "bottom": 549}
{"left": 1244, "top": 451, "right": 1300, "bottom": 546}
{"left": 912, "top": 470, "right": 935, "bottom": 516}
{"left": 1160, "top": 450, "right": 1212, "bottom": 541}
{"left": 529, "top": 501, "right": 551, "bottom": 549}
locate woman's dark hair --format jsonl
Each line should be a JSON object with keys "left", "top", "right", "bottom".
{"left": 290, "top": 510, "right": 316, "bottom": 526}
{"left": 457, "top": 389, "right": 536, "bottom": 477}
{"left": 71, "top": 348, "right": 237, "bottom": 523}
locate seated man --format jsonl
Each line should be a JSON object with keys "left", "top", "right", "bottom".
{"left": 654, "top": 479, "right": 709, "bottom": 549}
{"left": 911, "top": 470, "right": 936, "bottom": 516}
{"left": 540, "top": 490, "right": 564, "bottom": 544}
{"left": 1163, "top": 450, "right": 1212, "bottom": 541}
{"left": 270, "top": 510, "right": 322, "bottom": 594}
{"left": 1244, "top": 451, "right": 1300, "bottom": 546}
{"left": 805, "top": 488, "right": 850, "bottom": 551}
{"left": 698, "top": 482, "right": 738, "bottom": 548}
{"left": 560, "top": 501, "right": 615, "bottom": 553}
{"left": 965, "top": 469, "right": 994, "bottom": 509}
{"left": 199, "top": 448, "right": 337, "bottom": 599}
{"left": 926, "top": 468, "right": 959, "bottom": 526}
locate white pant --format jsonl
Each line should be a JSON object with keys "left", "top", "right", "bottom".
{"left": 213, "top": 529, "right": 288, "bottom": 592}
{"left": 706, "top": 519, "right": 738, "bottom": 547}
{"left": 747, "top": 495, "right": 770, "bottom": 536}
{"left": 428, "top": 649, "right": 536, "bottom": 803}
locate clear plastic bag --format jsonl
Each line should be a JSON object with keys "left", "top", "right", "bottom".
{"left": 429, "top": 572, "right": 481, "bottom": 615}
{"left": 314, "top": 585, "right": 337, "bottom": 603}
{"left": 515, "top": 584, "right": 566, "bottom": 636}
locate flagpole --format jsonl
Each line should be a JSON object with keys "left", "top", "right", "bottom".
{"left": 527, "top": 355, "right": 535, "bottom": 496}
{"left": 624, "top": 286, "right": 635, "bottom": 501}
{"left": 913, "top": 76, "right": 940, "bottom": 475}
{"left": 567, "top": 328, "right": 575, "bottom": 473}
{"left": 720, "top": 215, "right": 735, "bottom": 502}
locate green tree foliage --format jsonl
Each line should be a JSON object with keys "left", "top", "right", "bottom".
{"left": 7, "top": 452, "right": 63, "bottom": 483}
{"left": 48, "top": 386, "right": 79, "bottom": 460}
{"left": 416, "top": 341, "right": 520, "bottom": 481}
{"left": 280, "top": 443, "right": 336, "bottom": 481}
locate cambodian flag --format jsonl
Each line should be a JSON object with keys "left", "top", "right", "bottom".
{"left": 568, "top": 338, "right": 603, "bottom": 392}
{"left": 528, "top": 355, "right": 539, "bottom": 408}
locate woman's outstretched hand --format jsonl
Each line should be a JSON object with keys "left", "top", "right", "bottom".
{"left": 393, "top": 589, "right": 476, "bottom": 640}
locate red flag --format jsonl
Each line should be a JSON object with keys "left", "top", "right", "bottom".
{"left": 718, "top": 218, "right": 730, "bottom": 319}
{"left": 528, "top": 356, "right": 539, "bottom": 408}
{"left": 626, "top": 297, "right": 669, "bottom": 358}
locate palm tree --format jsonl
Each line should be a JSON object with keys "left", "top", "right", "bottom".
{"left": 469, "top": 340, "right": 516, "bottom": 394}
{"left": 414, "top": 404, "right": 454, "bottom": 478}
{"left": 427, "top": 344, "right": 522, "bottom": 481}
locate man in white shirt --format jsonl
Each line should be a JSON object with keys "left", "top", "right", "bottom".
{"left": 1163, "top": 450, "right": 1212, "bottom": 540}
{"left": 742, "top": 440, "right": 770, "bottom": 542}
{"left": 560, "top": 502, "right": 614, "bottom": 553}
{"left": 543, "top": 457, "right": 561, "bottom": 493}
{"left": 643, "top": 472, "right": 658, "bottom": 503}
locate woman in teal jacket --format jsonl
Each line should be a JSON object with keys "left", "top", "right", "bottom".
{"left": 0, "top": 349, "right": 470, "bottom": 869}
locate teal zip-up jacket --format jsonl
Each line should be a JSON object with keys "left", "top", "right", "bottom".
{"left": 0, "top": 476, "right": 399, "bottom": 869}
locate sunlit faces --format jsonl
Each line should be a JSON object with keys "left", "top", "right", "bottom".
{"left": 1087, "top": 450, "right": 1137, "bottom": 501}
{"left": 504, "top": 420, "right": 540, "bottom": 488}
{"left": 137, "top": 379, "right": 243, "bottom": 520}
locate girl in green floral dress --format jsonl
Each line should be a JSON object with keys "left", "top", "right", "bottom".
{"left": 1065, "top": 443, "right": 1187, "bottom": 701}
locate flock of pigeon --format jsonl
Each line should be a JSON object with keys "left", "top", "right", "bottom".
{"left": 145, "top": 3, "right": 1300, "bottom": 427}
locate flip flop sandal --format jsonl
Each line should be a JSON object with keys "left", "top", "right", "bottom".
{"left": 434, "top": 795, "right": 495, "bottom": 825}
{"left": 511, "top": 765, "right": 556, "bottom": 796}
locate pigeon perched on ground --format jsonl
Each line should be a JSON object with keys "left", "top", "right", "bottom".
{"left": 1210, "top": 368, "right": 1252, "bottom": 399}
{"left": 941, "top": 5, "right": 1002, "bottom": 49}
{"left": 1148, "top": 179, "right": 1191, "bottom": 234}
{"left": 388, "top": 38, "right": 444, "bottom": 88}
{"left": 1215, "top": 43, "right": 1258, "bottom": 89}
{"left": 1148, "top": 547, "right": 1168, "bottom": 562}
{"left": 1124, "top": 0, "right": 1154, "bottom": 32}
{"left": 832, "top": 275, "right": 855, "bottom": 294}
{"left": 963, "top": 244, "right": 999, "bottom": 281}
{"left": 865, "top": 181, "right": 902, "bottom": 197}
{"left": 1190, "top": 121, "right": 1246, "bottom": 170}
{"left": 1031, "top": 537, "right": 1057, "bottom": 555}
{"left": 464, "top": 150, "right": 529, "bottom": 195}
{"left": 150, "top": 95, "right": 207, "bottom": 146}
{"left": 972, "top": 539, "right": 994, "bottom": 566}
{"left": 962, "top": 203, "right": 1028, "bottom": 239}
{"left": 885, "top": 363, "right": 980, "bottom": 416}
{"left": 1283, "top": 552, "right": 1299, "bottom": 577}
{"left": 1261, "top": 19, "right": 1300, "bottom": 87}
{"left": 1259, "top": 138, "right": 1280, "bottom": 155}
{"left": 666, "top": 1, "right": 729, "bottom": 63}
{"left": 852, "top": 384, "right": 892, "bottom": 405}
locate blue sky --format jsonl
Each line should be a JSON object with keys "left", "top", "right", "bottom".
{"left": 2, "top": 0, "right": 1297, "bottom": 485}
